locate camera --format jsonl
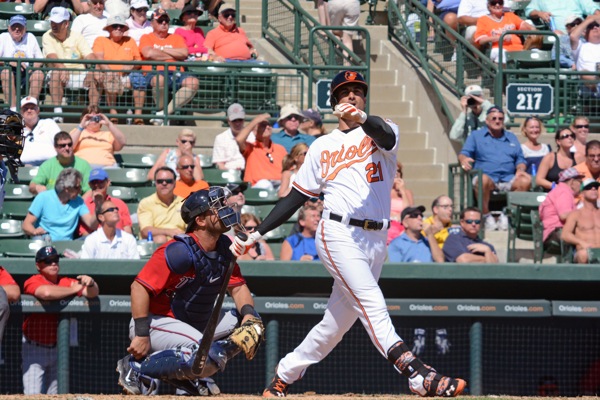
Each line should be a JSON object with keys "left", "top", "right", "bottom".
{"left": 467, "top": 97, "right": 477, "bottom": 106}
{"left": 90, "top": 115, "right": 101, "bottom": 123}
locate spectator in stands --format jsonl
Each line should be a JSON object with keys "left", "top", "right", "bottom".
{"left": 300, "top": 108, "right": 327, "bottom": 138}
{"left": 137, "top": 166, "right": 186, "bottom": 244}
{"left": 204, "top": 3, "right": 259, "bottom": 62}
{"left": 520, "top": 116, "right": 551, "bottom": 176}
{"left": 279, "top": 143, "right": 309, "bottom": 198}
{"left": 147, "top": 128, "right": 204, "bottom": 181}
{"left": 0, "top": 16, "right": 44, "bottom": 111}
{"left": 20, "top": 97, "right": 61, "bottom": 167}
{"left": 226, "top": 182, "right": 247, "bottom": 208}
{"left": 139, "top": 8, "right": 199, "bottom": 126}
{"left": 575, "top": 140, "right": 600, "bottom": 181}
{"left": 573, "top": 18, "right": 600, "bottom": 98}
{"left": 35, "top": 0, "right": 85, "bottom": 19}
{"left": 561, "top": 178, "right": 600, "bottom": 263}
{"left": 236, "top": 113, "right": 287, "bottom": 189}
{"left": 388, "top": 161, "right": 414, "bottom": 244}
{"left": 176, "top": 4, "right": 208, "bottom": 60}
{"left": 539, "top": 167, "right": 583, "bottom": 247}
{"left": 536, "top": 128, "right": 577, "bottom": 191}
{"left": 525, "top": 0, "right": 600, "bottom": 34}
{"left": 458, "top": 106, "right": 530, "bottom": 230}
{"left": 212, "top": 103, "right": 253, "bottom": 170}
{"left": 280, "top": 204, "right": 320, "bottom": 261}
{"left": 457, "top": 0, "right": 489, "bottom": 47}
{"left": 571, "top": 116, "right": 590, "bottom": 164}
{"left": 173, "top": 154, "right": 209, "bottom": 198}
{"left": 126, "top": 0, "right": 153, "bottom": 46}
{"left": 443, "top": 206, "right": 498, "bottom": 263}
{"left": 272, "top": 104, "right": 316, "bottom": 153}
{"left": 22, "top": 246, "right": 98, "bottom": 395}
{"left": 79, "top": 168, "right": 133, "bottom": 236}
{"left": 69, "top": 105, "right": 127, "bottom": 169}
{"left": 71, "top": 0, "right": 109, "bottom": 49}
{"left": 160, "top": 0, "right": 194, "bottom": 10}
{"left": 388, "top": 205, "right": 444, "bottom": 263}
{"left": 23, "top": 168, "right": 97, "bottom": 241}
{"left": 474, "top": 0, "right": 536, "bottom": 63}
{"left": 232, "top": 213, "right": 275, "bottom": 260}
{"left": 422, "top": 194, "right": 454, "bottom": 249}
{"left": 81, "top": 199, "right": 140, "bottom": 259}
{"left": 29, "top": 131, "right": 93, "bottom": 195}
{"left": 449, "top": 85, "right": 508, "bottom": 142}
{"left": 314, "top": 0, "right": 330, "bottom": 26}
{"left": 327, "top": 0, "right": 360, "bottom": 58}
{"left": 0, "top": 267, "right": 19, "bottom": 365}
{"left": 427, "top": 0, "right": 460, "bottom": 57}
{"left": 93, "top": 15, "right": 146, "bottom": 125}
{"left": 42, "top": 7, "right": 99, "bottom": 123}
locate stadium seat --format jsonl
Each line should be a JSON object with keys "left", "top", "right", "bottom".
{"left": 134, "top": 186, "right": 156, "bottom": 201}
{"left": 1, "top": 201, "right": 31, "bottom": 220}
{"left": 506, "top": 191, "right": 547, "bottom": 262}
{"left": 4, "top": 183, "right": 34, "bottom": 200}
{"left": 268, "top": 242, "right": 282, "bottom": 260}
{"left": 198, "top": 154, "right": 213, "bottom": 168}
{"left": 0, "top": 239, "right": 44, "bottom": 258}
{"left": 232, "top": 71, "right": 278, "bottom": 113}
{"left": 127, "top": 203, "right": 139, "bottom": 216}
{"left": 137, "top": 240, "right": 157, "bottom": 258}
{"left": 108, "top": 186, "right": 137, "bottom": 202}
{"left": 52, "top": 240, "right": 83, "bottom": 257}
{"left": 531, "top": 209, "right": 570, "bottom": 263}
{"left": 505, "top": 50, "right": 553, "bottom": 69}
{"left": 26, "top": 19, "right": 51, "bottom": 34}
{"left": 106, "top": 168, "right": 151, "bottom": 187}
{"left": 262, "top": 222, "right": 295, "bottom": 242}
{"left": 0, "top": 19, "right": 8, "bottom": 31}
{"left": 0, "top": 219, "right": 25, "bottom": 238}
{"left": 116, "top": 153, "right": 158, "bottom": 169}
{"left": 202, "top": 169, "right": 243, "bottom": 186}
{"left": 15, "top": 166, "right": 39, "bottom": 184}
{"left": 244, "top": 188, "right": 279, "bottom": 205}
{"left": 0, "top": 3, "right": 35, "bottom": 19}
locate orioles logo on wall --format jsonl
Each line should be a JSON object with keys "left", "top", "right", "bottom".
{"left": 344, "top": 71, "right": 358, "bottom": 81}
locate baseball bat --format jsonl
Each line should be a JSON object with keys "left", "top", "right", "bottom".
{"left": 191, "top": 232, "right": 247, "bottom": 375}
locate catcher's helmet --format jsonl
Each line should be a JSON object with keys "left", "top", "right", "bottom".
{"left": 329, "top": 70, "right": 368, "bottom": 110}
{"left": 0, "top": 109, "right": 24, "bottom": 160}
{"left": 181, "top": 186, "right": 241, "bottom": 232}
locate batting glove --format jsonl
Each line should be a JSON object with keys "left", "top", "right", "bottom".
{"left": 333, "top": 103, "right": 367, "bottom": 124}
{"left": 230, "top": 231, "right": 263, "bottom": 257}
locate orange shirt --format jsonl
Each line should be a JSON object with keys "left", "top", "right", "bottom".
{"left": 474, "top": 12, "right": 525, "bottom": 51}
{"left": 174, "top": 179, "right": 209, "bottom": 198}
{"left": 242, "top": 140, "right": 287, "bottom": 185}
{"left": 93, "top": 36, "right": 142, "bottom": 72}
{"left": 204, "top": 24, "right": 252, "bottom": 60}
{"left": 139, "top": 32, "right": 186, "bottom": 71}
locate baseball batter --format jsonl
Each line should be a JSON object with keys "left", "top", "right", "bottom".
{"left": 231, "top": 71, "right": 466, "bottom": 397}
{"left": 117, "top": 187, "right": 264, "bottom": 396}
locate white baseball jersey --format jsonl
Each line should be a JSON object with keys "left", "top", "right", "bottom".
{"left": 292, "top": 120, "right": 400, "bottom": 221}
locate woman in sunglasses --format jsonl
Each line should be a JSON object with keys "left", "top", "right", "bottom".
{"left": 231, "top": 213, "right": 275, "bottom": 261}
{"left": 536, "top": 128, "right": 577, "bottom": 191}
{"left": 147, "top": 128, "right": 204, "bottom": 181}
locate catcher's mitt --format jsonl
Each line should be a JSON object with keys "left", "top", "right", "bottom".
{"left": 229, "top": 317, "right": 264, "bottom": 360}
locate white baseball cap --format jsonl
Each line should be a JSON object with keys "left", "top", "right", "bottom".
{"left": 278, "top": 104, "right": 302, "bottom": 122}
{"left": 130, "top": 0, "right": 149, "bottom": 9}
{"left": 464, "top": 85, "right": 483, "bottom": 97}
{"left": 20, "top": 96, "right": 38, "bottom": 107}
{"left": 49, "top": 7, "right": 70, "bottom": 23}
{"left": 227, "top": 103, "right": 245, "bottom": 121}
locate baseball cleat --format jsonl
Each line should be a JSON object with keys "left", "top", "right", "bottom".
{"left": 410, "top": 372, "right": 467, "bottom": 397}
{"left": 116, "top": 355, "right": 142, "bottom": 395}
{"left": 263, "top": 373, "right": 290, "bottom": 397}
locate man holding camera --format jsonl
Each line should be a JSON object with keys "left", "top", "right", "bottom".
{"left": 449, "top": 85, "right": 509, "bottom": 142}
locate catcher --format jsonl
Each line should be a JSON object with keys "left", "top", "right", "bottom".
{"left": 0, "top": 109, "right": 25, "bottom": 205}
{"left": 116, "top": 187, "right": 264, "bottom": 396}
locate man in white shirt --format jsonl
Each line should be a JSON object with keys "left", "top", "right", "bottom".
{"left": 71, "top": 0, "right": 109, "bottom": 48}
{"left": 81, "top": 200, "right": 140, "bottom": 259}
{"left": 126, "top": 0, "right": 152, "bottom": 46}
{"left": 0, "top": 16, "right": 44, "bottom": 110}
{"left": 19, "top": 96, "right": 61, "bottom": 166}
{"left": 212, "top": 103, "right": 255, "bottom": 170}
{"left": 457, "top": 0, "right": 489, "bottom": 45}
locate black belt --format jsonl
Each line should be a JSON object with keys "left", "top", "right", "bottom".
{"left": 327, "top": 213, "right": 389, "bottom": 231}
{"left": 25, "top": 339, "right": 56, "bottom": 349}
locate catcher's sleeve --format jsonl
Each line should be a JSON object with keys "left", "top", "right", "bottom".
{"left": 257, "top": 188, "right": 309, "bottom": 236}
{"left": 362, "top": 115, "right": 396, "bottom": 150}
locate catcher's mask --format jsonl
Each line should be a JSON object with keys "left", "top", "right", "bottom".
{"left": 181, "top": 186, "right": 241, "bottom": 232}
{"left": 0, "top": 109, "right": 24, "bottom": 179}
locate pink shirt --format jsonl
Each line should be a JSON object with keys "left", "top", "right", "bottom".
{"left": 174, "top": 27, "right": 207, "bottom": 55}
{"left": 539, "top": 182, "right": 576, "bottom": 242}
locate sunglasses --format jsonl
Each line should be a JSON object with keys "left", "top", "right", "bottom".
{"left": 489, "top": 0, "right": 503, "bottom": 5}
{"left": 222, "top": 12, "right": 236, "bottom": 19}
{"left": 180, "top": 139, "right": 195, "bottom": 144}
{"left": 156, "top": 178, "right": 174, "bottom": 185}
{"left": 90, "top": 179, "right": 108, "bottom": 187}
{"left": 559, "top": 133, "right": 576, "bottom": 140}
{"left": 231, "top": 118, "right": 244, "bottom": 123}
{"left": 134, "top": 7, "right": 148, "bottom": 12}
{"left": 407, "top": 213, "right": 423, "bottom": 219}
{"left": 110, "top": 25, "right": 126, "bottom": 30}
{"left": 300, "top": 151, "right": 308, "bottom": 156}
{"left": 574, "top": 124, "right": 590, "bottom": 129}
{"left": 584, "top": 185, "right": 600, "bottom": 191}
{"left": 42, "top": 257, "right": 60, "bottom": 265}
{"left": 587, "top": 154, "right": 600, "bottom": 159}
{"left": 101, "top": 207, "right": 119, "bottom": 214}
{"left": 464, "top": 219, "right": 481, "bottom": 224}
{"left": 56, "top": 142, "right": 73, "bottom": 148}
{"left": 489, "top": 117, "right": 503, "bottom": 121}
{"left": 243, "top": 225, "right": 257, "bottom": 230}
{"left": 156, "top": 18, "right": 170, "bottom": 24}
{"left": 178, "top": 164, "right": 194, "bottom": 170}
{"left": 266, "top": 153, "right": 274, "bottom": 163}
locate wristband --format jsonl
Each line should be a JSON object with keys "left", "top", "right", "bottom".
{"left": 240, "top": 304, "right": 256, "bottom": 317}
{"left": 134, "top": 317, "right": 150, "bottom": 337}
{"left": 77, "top": 125, "right": 84, "bottom": 131}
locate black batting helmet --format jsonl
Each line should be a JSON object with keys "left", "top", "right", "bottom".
{"left": 181, "top": 186, "right": 241, "bottom": 232}
{"left": 329, "top": 70, "right": 368, "bottom": 110}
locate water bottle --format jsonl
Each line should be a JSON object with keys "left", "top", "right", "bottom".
{"left": 126, "top": 109, "right": 133, "bottom": 125}
{"left": 548, "top": 17, "right": 557, "bottom": 31}
{"left": 147, "top": 231, "right": 153, "bottom": 242}
{"left": 531, "top": 163, "right": 537, "bottom": 177}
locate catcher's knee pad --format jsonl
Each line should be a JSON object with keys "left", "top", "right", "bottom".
{"left": 139, "top": 347, "right": 197, "bottom": 381}
{"left": 202, "top": 339, "right": 242, "bottom": 377}
{"left": 387, "top": 341, "right": 428, "bottom": 378}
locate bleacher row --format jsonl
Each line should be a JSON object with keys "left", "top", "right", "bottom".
{"left": 0, "top": 153, "right": 298, "bottom": 259}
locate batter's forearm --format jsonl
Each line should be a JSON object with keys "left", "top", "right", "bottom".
{"left": 361, "top": 116, "right": 395, "bottom": 150}
{"left": 258, "top": 188, "right": 309, "bottom": 235}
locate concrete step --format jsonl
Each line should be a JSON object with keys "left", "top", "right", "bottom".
{"left": 406, "top": 180, "right": 449, "bottom": 198}
{"left": 397, "top": 148, "right": 435, "bottom": 163}
{"left": 370, "top": 100, "right": 412, "bottom": 116}
{"left": 403, "top": 163, "right": 443, "bottom": 179}
{"left": 369, "top": 69, "right": 398, "bottom": 86}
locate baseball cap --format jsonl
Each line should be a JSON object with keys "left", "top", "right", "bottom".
{"left": 302, "top": 108, "right": 322, "bottom": 126}
{"left": 104, "top": 15, "right": 129, "bottom": 31}
{"left": 278, "top": 104, "right": 303, "bottom": 122}
{"left": 219, "top": 3, "right": 235, "bottom": 13}
{"left": 36, "top": 246, "right": 60, "bottom": 263}
{"left": 401, "top": 205, "right": 426, "bottom": 221}
{"left": 20, "top": 96, "right": 38, "bottom": 107}
{"left": 486, "top": 105, "right": 504, "bottom": 115}
{"left": 130, "top": 0, "right": 149, "bottom": 9}
{"left": 150, "top": 7, "right": 169, "bottom": 20}
{"left": 558, "top": 167, "right": 584, "bottom": 182}
{"left": 226, "top": 182, "right": 248, "bottom": 194}
{"left": 49, "top": 7, "right": 71, "bottom": 23}
{"left": 180, "top": 3, "right": 203, "bottom": 19}
{"left": 565, "top": 15, "right": 583, "bottom": 26}
{"left": 464, "top": 84, "right": 483, "bottom": 97}
{"left": 89, "top": 168, "right": 109, "bottom": 182}
{"left": 9, "top": 15, "right": 26, "bottom": 27}
{"left": 581, "top": 178, "right": 600, "bottom": 191}
{"left": 227, "top": 103, "right": 245, "bottom": 121}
